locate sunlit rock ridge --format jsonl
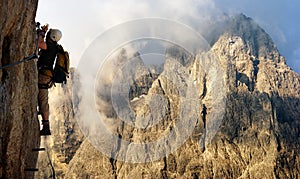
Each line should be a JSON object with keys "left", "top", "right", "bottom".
{"left": 42, "top": 14, "right": 300, "bottom": 179}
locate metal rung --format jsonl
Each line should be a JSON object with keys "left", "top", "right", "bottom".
{"left": 32, "top": 148, "right": 46, "bottom": 152}
{"left": 24, "top": 168, "right": 38, "bottom": 172}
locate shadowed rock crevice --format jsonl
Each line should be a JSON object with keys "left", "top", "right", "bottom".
{"left": 1, "top": 35, "right": 11, "bottom": 83}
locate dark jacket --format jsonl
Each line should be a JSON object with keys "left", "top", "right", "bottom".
{"left": 38, "top": 39, "right": 58, "bottom": 70}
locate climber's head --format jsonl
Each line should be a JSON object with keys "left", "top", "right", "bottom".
{"left": 47, "top": 29, "right": 62, "bottom": 42}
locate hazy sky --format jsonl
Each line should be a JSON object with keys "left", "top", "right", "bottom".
{"left": 36, "top": 0, "right": 300, "bottom": 74}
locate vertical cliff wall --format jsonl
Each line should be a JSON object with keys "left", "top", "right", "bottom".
{"left": 0, "top": 0, "right": 40, "bottom": 178}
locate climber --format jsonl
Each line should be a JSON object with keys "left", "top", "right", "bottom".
{"left": 37, "top": 24, "right": 62, "bottom": 135}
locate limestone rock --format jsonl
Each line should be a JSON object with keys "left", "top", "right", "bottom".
{"left": 38, "top": 14, "right": 300, "bottom": 179}
{"left": 0, "top": 0, "right": 39, "bottom": 178}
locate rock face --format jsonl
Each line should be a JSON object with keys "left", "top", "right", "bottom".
{"left": 41, "top": 14, "right": 300, "bottom": 178}
{"left": 0, "top": 0, "right": 40, "bottom": 178}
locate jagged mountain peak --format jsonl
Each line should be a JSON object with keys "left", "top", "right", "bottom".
{"left": 224, "top": 13, "right": 280, "bottom": 61}
{"left": 204, "top": 13, "right": 282, "bottom": 63}
{"left": 36, "top": 13, "right": 299, "bottom": 179}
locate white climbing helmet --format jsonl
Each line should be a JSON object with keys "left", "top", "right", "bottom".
{"left": 49, "top": 29, "right": 62, "bottom": 42}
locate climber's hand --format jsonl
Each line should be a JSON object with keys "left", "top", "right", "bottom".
{"left": 41, "top": 23, "right": 49, "bottom": 32}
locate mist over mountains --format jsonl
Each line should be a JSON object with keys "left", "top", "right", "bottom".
{"left": 36, "top": 13, "right": 300, "bottom": 178}
{"left": 1, "top": 0, "right": 299, "bottom": 178}
{"left": 37, "top": 0, "right": 300, "bottom": 74}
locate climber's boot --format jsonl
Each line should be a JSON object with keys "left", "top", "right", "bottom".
{"left": 40, "top": 120, "right": 51, "bottom": 136}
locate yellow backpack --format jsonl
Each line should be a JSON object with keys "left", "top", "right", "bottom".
{"left": 53, "top": 45, "right": 70, "bottom": 84}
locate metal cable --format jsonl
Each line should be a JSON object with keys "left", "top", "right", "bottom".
{"left": 0, "top": 54, "right": 37, "bottom": 69}
{"left": 0, "top": 24, "right": 41, "bottom": 70}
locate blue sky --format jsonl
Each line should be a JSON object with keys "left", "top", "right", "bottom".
{"left": 36, "top": 0, "right": 300, "bottom": 74}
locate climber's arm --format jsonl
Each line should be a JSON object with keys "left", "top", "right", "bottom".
{"left": 38, "top": 35, "right": 47, "bottom": 50}
{"left": 38, "top": 24, "right": 48, "bottom": 50}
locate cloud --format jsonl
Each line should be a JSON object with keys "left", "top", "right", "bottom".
{"left": 37, "top": 0, "right": 299, "bottom": 161}
{"left": 37, "top": 0, "right": 219, "bottom": 65}
{"left": 36, "top": 0, "right": 300, "bottom": 74}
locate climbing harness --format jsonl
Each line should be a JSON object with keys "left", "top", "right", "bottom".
{"left": 0, "top": 22, "right": 41, "bottom": 70}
